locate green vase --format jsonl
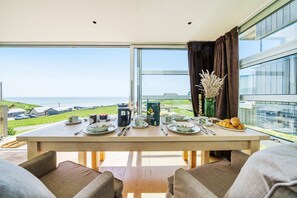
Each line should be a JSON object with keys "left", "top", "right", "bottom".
{"left": 204, "top": 98, "right": 216, "bottom": 117}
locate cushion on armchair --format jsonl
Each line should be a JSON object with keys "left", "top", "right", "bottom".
{"left": 0, "top": 158, "right": 55, "bottom": 198}
{"left": 168, "top": 160, "right": 239, "bottom": 197}
{"left": 173, "top": 168, "right": 217, "bottom": 198}
{"left": 40, "top": 160, "right": 123, "bottom": 198}
{"left": 225, "top": 143, "right": 297, "bottom": 198}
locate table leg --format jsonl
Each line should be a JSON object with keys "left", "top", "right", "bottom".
{"left": 201, "top": 151, "right": 210, "bottom": 165}
{"left": 248, "top": 140, "right": 260, "bottom": 155}
{"left": 100, "top": 151, "right": 105, "bottom": 162}
{"left": 91, "top": 151, "right": 98, "bottom": 170}
{"left": 183, "top": 151, "right": 188, "bottom": 161}
{"left": 78, "top": 152, "right": 87, "bottom": 166}
{"left": 189, "top": 151, "right": 197, "bottom": 168}
{"left": 27, "top": 141, "right": 40, "bottom": 160}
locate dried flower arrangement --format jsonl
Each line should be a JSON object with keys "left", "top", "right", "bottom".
{"left": 196, "top": 70, "right": 226, "bottom": 98}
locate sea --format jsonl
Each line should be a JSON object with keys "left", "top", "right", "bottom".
{"left": 5, "top": 97, "right": 129, "bottom": 108}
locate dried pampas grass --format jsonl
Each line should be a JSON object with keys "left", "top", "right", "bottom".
{"left": 196, "top": 70, "right": 226, "bottom": 98}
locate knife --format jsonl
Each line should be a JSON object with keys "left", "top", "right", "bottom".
{"left": 161, "top": 125, "right": 168, "bottom": 136}
{"left": 123, "top": 125, "right": 131, "bottom": 136}
{"left": 202, "top": 126, "right": 216, "bottom": 136}
{"left": 117, "top": 127, "right": 126, "bottom": 136}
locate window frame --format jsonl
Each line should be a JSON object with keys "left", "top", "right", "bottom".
{"left": 129, "top": 45, "right": 189, "bottom": 115}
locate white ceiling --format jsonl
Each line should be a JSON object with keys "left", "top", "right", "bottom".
{"left": 0, "top": 0, "right": 273, "bottom": 44}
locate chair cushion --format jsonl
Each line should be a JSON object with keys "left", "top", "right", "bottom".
{"left": 174, "top": 168, "right": 217, "bottom": 198}
{"left": 40, "top": 161, "right": 123, "bottom": 198}
{"left": 225, "top": 143, "right": 297, "bottom": 198}
{"left": 168, "top": 160, "right": 239, "bottom": 198}
{"left": 0, "top": 158, "right": 55, "bottom": 198}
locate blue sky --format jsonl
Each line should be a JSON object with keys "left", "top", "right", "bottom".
{"left": 0, "top": 48, "right": 130, "bottom": 97}
{"left": 0, "top": 47, "right": 189, "bottom": 97}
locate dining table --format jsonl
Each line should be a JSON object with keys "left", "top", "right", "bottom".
{"left": 16, "top": 118, "right": 270, "bottom": 169}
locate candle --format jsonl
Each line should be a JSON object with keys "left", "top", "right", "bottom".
{"left": 198, "top": 94, "right": 203, "bottom": 116}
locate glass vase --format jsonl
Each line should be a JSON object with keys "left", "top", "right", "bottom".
{"left": 204, "top": 98, "right": 216, "bottom": 117}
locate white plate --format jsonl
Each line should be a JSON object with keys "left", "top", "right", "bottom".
{"left": 162, "top": 120, "right": 176, "bottom": 125}
{"left": 83, "top": 125, "right": 118, "bottom": 135}
{"left": 132, "top": 122, "right": 149, "bottom": 129}
{"left": 193, "top": 121, "right": 213, "bottom": 127}
{"left": 173, "top": 116, "right": 191, "bottom": 122}
{"left": 219, "top": 126, "right": 246, "bottom": 132}
{"left": 167, "top": 124, "right": 201, "bottom": 134}
{"left": 66, "top": 119, "right": 82, "bottom": 125}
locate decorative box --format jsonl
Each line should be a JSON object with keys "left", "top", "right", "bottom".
{"left": 147, "top": 102, "right": 160, "bottom": 126}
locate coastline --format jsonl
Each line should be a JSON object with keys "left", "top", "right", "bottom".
{"left": 4, "top": 97, "right": 129, "bottom": 108}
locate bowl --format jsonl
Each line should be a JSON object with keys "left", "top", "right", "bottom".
{"left": 172, "top": 114, "right": 185, "bottom": 120}
{"left": 88, "top": 122, "right": 112, "bottom": 132}
{"left": 175, "top": 122, "right": 195, "bottom": 132}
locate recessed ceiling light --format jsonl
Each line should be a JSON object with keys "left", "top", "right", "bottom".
{"left": 187, "top": 22, "right": 192, "bottom": 25}
{"left": 92, "top": 21, "right": 97, "bottom": 24}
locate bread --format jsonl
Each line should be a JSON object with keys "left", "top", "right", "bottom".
{"left": 217, "top": 117, "right": 244, "bottom": 130}
{"left": 231, "top": 117, "right": 240, "bottom": 127}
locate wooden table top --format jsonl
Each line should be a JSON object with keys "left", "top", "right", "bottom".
{"left": 17, "top": 119, "right": 270, "bottom": 142}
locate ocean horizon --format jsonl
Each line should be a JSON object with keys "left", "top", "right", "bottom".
{"left": 5, "top": 97, "right": 129, "bottom": 108}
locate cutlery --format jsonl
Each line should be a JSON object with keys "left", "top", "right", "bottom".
{"left": 117, "top": 127, "right": 126, "bottom": 136}
{"left": 161, "top": 125, "right": 168, "bottom": 136}
{"left": 200, "top": 128, "right": 209, "bottom": 135}
{"left": 123, "top": 125, "right": 131, "bottom": 136}
{"left": 123, "top": 117, "right": 134, "bottom": 136}
{"left": 123, "top": 120, "right": 134, "bottom": 136}
{"left": 74, "top": 129, "right": 83, "bottom": 136}
{"left": 197, "top": 124, "right": 209, "bottom": 135}
{"left": 202, "top": 126, "right": 216, "bottom": 136}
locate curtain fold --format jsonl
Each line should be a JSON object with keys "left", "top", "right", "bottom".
{"left": 214, "top": 27, "right": 239, "bottom": 119}
{"left": 188, "top": 42, "right": 215, "bottom": 116}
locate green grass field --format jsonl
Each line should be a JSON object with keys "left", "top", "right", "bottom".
{"left": 0, "top": 100, "right": 40, "bottom": 111}
{"left": 6, "top": 99, "right": 193, "bottom": 134}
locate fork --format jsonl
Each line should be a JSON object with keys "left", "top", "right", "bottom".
{"left": 74, "top": 129, "right": 83, "bottom": 136}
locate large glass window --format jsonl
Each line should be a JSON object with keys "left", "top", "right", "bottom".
{"left": 0, "top": 47, "right": 130, "bottom": 135}
{"left": 134, "top": 48, "right": 192, "bottom": 117}
{"left": 240, "top": 54, "right": 297, "bottom": 95}
{"left": 239, "top": 0, "right": 297, "bottom": 59}
{"left": 239, "top": 0, "right": 297, "bottom": 142}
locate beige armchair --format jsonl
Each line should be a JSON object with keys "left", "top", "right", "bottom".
{"left": 0, "top": 151, "right": 123, "bottom": 198}
{"left": 167, "top": 143, "right": 297, "bottom": 198}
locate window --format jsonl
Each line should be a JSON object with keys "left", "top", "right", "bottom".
{"left": 133, "top": 47, "right": 192, "bottom": 117}
{"left": 0, "top": 47, "right": 130, "bottom": 134}
{"left": 239, "top": 0, "right": 297, "bottom": 59}
{"left": 239, "top": 0, "right": 297, "bottom": 142}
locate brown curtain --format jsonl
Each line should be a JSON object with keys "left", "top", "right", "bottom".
{"left": 214, "top": 27, "right": 239, "bottom": 119}
{"left": 188, "top": 42, "right": 215, "bottom": 116}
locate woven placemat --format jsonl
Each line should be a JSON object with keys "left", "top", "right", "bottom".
{"left": 1, "top": 140, "right": 27, "bottom": 148}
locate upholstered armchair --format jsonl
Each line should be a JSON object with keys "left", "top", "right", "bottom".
{"left": 167, "top": 143, "right": 297, "bottom": 198}
{"left": 0, "top": 151, "right": 123, "bottom": 198}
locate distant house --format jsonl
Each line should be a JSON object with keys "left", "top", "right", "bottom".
{"left": 29, "top": 106, "right": 72, "bottom": 117}
{"left": 8, "top": 108, "right": 26, "bottom": 118}
{"left": 45, "top": 107, "right": 72, "bottom": 116}
{"left": 29, "top": 107, "right": 52, "bottom": 117}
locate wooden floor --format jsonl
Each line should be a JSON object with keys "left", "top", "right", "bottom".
{"left": 1, "top": 150, "right": 200, "bottom": 198}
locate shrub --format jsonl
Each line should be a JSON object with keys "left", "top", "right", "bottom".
{"left": 8, "top": 127, "right": 16, "bottom": 136}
